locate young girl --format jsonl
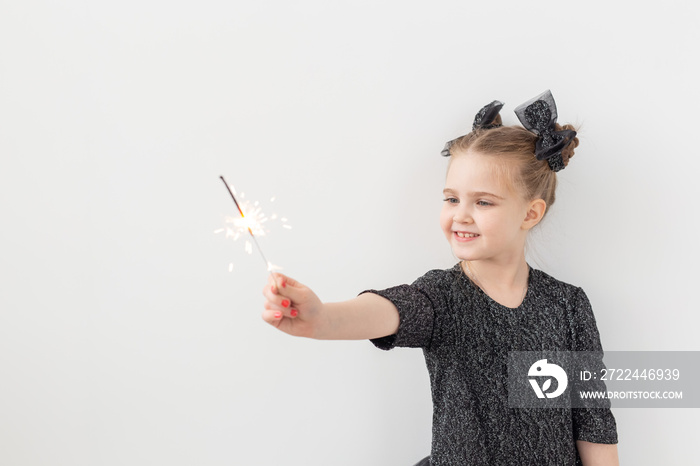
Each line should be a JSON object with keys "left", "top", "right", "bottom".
{"left": 261, "top": 90, "right": 620, "bottom": 466}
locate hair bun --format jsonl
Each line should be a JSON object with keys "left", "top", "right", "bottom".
{"left": 489, "top": 114, "right": 503, "bottom": 128}
{"left": 554, "top": 123, "right": 579, "bottom": 166}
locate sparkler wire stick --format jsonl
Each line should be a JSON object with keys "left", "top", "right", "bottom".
{"left": 219, "top": 175, "right": 275, "bottom": 273}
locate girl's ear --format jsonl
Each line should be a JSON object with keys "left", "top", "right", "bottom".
{"left": 522, "top": 199, "right": 546, "bottom": 230}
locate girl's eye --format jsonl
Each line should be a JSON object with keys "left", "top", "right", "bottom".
{"left": 443, "top": 198, "right": 459, "bottom": 204}
{"left": 477, "top": 200, "right": 492, "bottom": 207}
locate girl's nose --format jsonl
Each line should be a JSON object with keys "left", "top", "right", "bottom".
{"left": 453, "top": 208, "right": 472, "bottom": 224}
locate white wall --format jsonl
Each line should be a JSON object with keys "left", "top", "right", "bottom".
{"left": 1, "top": 1, "right": 698, "bottom": 464}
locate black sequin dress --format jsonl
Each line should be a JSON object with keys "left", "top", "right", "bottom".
{"left": 362, "top": 263, "right": 618, "bottom": 466}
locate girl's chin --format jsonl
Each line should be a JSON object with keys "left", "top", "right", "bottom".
{"left": 451, "top": 251, "right": 476, "bottom": 261}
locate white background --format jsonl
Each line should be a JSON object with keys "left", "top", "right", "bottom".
{"left": 1, "top": 1, "right": 698, "bottom": 464}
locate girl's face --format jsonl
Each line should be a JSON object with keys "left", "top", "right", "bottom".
{"left": 440, "top": 151, "right": 539, "bottom": 263}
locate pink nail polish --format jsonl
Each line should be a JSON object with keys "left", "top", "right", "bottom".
{"left": 274, "top": 311, "right": 282, "bottom": 319}
{"left": 282, "top": 280, "right": 286, "bottom": 288}
{"left": 281, "top": 299, "right": 290, "bottom": 308}
{"left": 290, "top": 309, "right": 298, "bottom": 317}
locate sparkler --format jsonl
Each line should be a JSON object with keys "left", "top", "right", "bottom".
{"left": 219, "top": 175, "right": 279, "bottom": 273}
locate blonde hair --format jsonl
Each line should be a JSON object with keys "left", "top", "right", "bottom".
{"left": 446, "top": 118, "right": 579, "bottom": 221}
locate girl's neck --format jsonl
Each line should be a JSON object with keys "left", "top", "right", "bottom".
{"left": 460, "top": 257, "right": 529, "bottom": 292}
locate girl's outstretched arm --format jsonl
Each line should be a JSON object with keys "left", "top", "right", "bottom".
{"left": 576, "top": 440, "right": 619, "bottom": 466}
{"left": 261, "top": 272, "right": 399, "bottom": 340}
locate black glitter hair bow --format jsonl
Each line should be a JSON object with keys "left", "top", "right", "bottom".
{"left": 441, "top": 100, "right": 504, "bottom": 157}
{"left": 513, "top": 90, "right": 576, "bottom": 172}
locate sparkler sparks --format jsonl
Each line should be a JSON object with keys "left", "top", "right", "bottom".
{"left": 218, "top": 199, "right": 269, "bottom": 241}
{"left": 217, "top": 176, "right": 290, "bottom": 273}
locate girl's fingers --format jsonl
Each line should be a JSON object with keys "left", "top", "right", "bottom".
{"left": 267, "top": 273, "right": 286, "bottom": 293}
{"left": 271, "top": 272, "right": 299, "bottom": 289}
{"left": 262, "top": 283, "right": 296, "bottom": 313}
{"left": 267, "top": 274, "right": 280, "bottom": 294}
{"left": 269, "top": 279, "right": 307, "bottom": 307}
{"left": 261, "top": 307, "right": 299, "bottom": 327}
{"left": 262, "top": 294, "right": 299, "bottom": 319}
{"left": 267, "top": 273, "right": 295, "bottom": 296}
{"left": 261, "top": 309, "right": 283, "bottom": 326}
{"left": 264, "top": 274, "right": 307, "bottom": 313}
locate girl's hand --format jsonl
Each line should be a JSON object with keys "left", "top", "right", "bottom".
{"left": 262, "top": 273, "right": 399, "bottom": 340}
{"left": 261, "top": 272, "right": 324, "bottom": 338}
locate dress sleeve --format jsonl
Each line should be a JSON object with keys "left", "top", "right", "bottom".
{"left": 570, "top": 287, "right": 619, "bottom": 444}
{"left": 359, "top": 270, "right": 444, "bottom": 351}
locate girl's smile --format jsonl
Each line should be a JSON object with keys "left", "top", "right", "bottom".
{"left": 452, "top": 231, "right": 480, "bottom": 241}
